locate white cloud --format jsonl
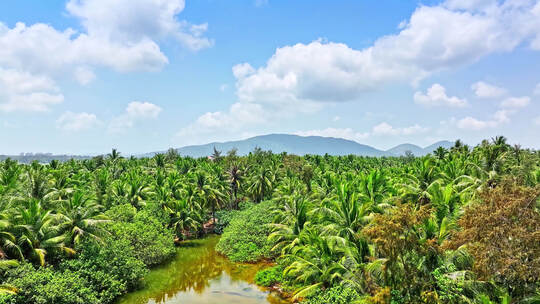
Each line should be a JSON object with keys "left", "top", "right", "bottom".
{"left": 232, "top": 63, "right": 255, "bottom": 79}
{"left": 109, "top": 101, "right": 162, "bottom": 132}
{"left": 295, "top": 128, "right": 369, "bottom": 142}
{"left": 500, "top": 96, "right": 530, "bottom": 108}
{"left": 233, "top": 1, "right": 540, "bottom": 107}
{"left": 456, "top": 109, "right": 511, "bottom": 130}
{"left": 372, "top": 122, "right": 429, "bottom": 136}
{"left": 443, "top": 0, "right": 496, "bottom": 11}
{"left": 534, "top": 83, "right": 540, "bottom": 95}
{"left": 0, "top": 0, "right": 211, "bottom": 112}
{"left": 74, "top": 66, "right": 96, "bottom": 85}
{"left": 471, "top": 81, "right": 506, "bottom": 98}
{"left": 333, "top": 116, "right": 341, "bottom": 122}
{"left": 414, "top": 83, "right": 467, "bottom": 107}
{"left": 0, "top": 68, "right": 64, "bottom": 112}
{"left": 65, "top": 0, "right": 212, "bottom": 51}
{"left": 56, "top": 111, "right": 100, "bottom": 131}
{"left": 178, "top": 0, "right": 540, "bottom": 143}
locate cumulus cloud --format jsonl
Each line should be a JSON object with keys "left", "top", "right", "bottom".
{"left": 109, "top": 101, "right": 162, "bottom": 133}
{"left": 65, "top": 0, "right": 212, "bottom": 51}
{"left": 0, "top": 68, "right": 64, "bottom": 112}
{"left": 471, "top": 81, "right": 506, "bottom": 98}
{"left": 372, "top": 122, "right": 429, "bottom": 136}
{"left": 56, "top": 111, "right": 100, "bottom": 131}
{"left": 500, "top": 96, "right": 531, "bottom": 108}
{"left": 457, "top": 109, "right": 511, "bottom": 130}
{"left": 414, "top": 83, "right": 467, "bottom": 107}
{"left": 233, "top": 1, "right": 540, "bottom": 107}
{"left": 295, "top": 128, "right": 369, "bottom": 142}
{"left": 178, "top": 0, "right": 540, "bottom": 143}
{"left": 0, "top": 0, "right": 211, "bottom": 111}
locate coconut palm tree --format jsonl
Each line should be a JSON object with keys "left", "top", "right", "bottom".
{"left": 14, "top": 199, "right": 74, "bottom": 266}
{"left": 247, "top": 166, "right": 274, "bottom": 203}
{"left": 227, "top": 164, "right": 243, "bottom": 209}
{"left": 165, "top": 199, "right": 202, "bottom": 240}
{"left": 58, "top": 191, "right": 109, "bottom": 246}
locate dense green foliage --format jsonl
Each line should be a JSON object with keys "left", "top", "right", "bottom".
{"left": 0, "top": 138, "right": 539, "bottom": 303}
{"left": 303, "top": 285, "right": 362, "bottom": 304}
{"left": 216, "top": 201, "right": 274, "bottom": 262}
{"left": 255, "top": 265, "right": 284, "bottom": 287}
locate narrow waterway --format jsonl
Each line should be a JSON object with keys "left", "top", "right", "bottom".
{"left": 116, "top": 235, "right": 289, "bottom": 304}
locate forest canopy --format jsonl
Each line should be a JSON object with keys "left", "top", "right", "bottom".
{"left": 0, "top": 137, "right": 539, "bottom": 304}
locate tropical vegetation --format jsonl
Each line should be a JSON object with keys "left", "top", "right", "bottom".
{"left": 0, "top": 137, "right": 538, "bottom": 303}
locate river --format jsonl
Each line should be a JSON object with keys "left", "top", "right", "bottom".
{"left": 116, "top": 235, "right": 289, "bottom": 304}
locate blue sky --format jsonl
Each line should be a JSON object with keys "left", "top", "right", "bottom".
{"left": 0, "top": 0, "right": 539, "bottom": 155}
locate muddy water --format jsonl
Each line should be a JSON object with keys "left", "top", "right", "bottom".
{"left": 116, "top": 235, "right": 289, "bottom": 304}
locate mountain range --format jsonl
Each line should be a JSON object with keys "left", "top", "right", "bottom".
{"left": 146, "top": 134, "right": 454, "bottom": 158}
{"left": 2, "top": 134, "right": 454, "bottom": 163}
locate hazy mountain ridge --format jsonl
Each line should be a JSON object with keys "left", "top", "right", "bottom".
{"left": 149, "top": 134, "right": 453, "bottom": 158}
{"left": 3, "top": 135, "right": 454, "bottom": 163}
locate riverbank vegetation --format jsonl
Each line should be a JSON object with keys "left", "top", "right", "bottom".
{"left": 0, "top": 137, "right": 538, "bottom": 303}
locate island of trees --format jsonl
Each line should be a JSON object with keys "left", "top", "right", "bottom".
{"left": 0, "top": 136, "right": 538, "bottom": 304}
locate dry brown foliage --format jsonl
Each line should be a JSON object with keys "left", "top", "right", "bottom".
{"left": 444, "top": 183, "right": 540, "bottom": 296}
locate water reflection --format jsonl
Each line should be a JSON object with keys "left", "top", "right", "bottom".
{"left": 116, "top": 235, "right": 289, "bottom": 304}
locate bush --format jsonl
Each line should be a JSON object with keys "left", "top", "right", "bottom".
{"left": 255, "top": 265, "right": 283, "bottom": 287}
{"left": 60, "top": 238, "right": 147, "bottom": 302}
{"left": 106, "top": 205, "right": 175, "bottom": 266}
{"left": 214, "top": 209, "right": 240, "bottom": 234}
{"left": 303, "top": 285, "right": 361, "bottom": 304}
{"left": 216, "top": 201, "right": 275, "bottom": 262}
{"left": 3, "top": 263, "right": 100, "bottom": 304}
{"left": 1, "top": 237, "right": 148, "bottom": 304}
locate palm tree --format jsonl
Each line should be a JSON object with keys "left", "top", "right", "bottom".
{"left": 58, "top": 191, "right": 109, "bottom": 246}
{"left": 227, "top": 164, "right": 243, "bottom": 209}
{"left": 400, "top": 157, "right": 440, "bottom": 204}
{"left": 247, "top": 166, "right": 274, "bottom": 203}
{"left": 154, "top": 153, "right": 166, "bottom": 169}
{"left": 269, "top": 196, "right": 309, "bottom": 255}
{"left": 434, "top": 146, "right": 448, "bottom": 160}
{"left": 316, "top": 183, "right": 371, "bottom": 261}
{"left": 165, "top": 199, "right": 202, "bottom": 240}
{"left": 0, "top": 213, "right": 22, "bottom": 260}
{"left": 358, "top": 169, "right": 393, "bottom": 213}
{"left": 107, "top": 148, "right": 121, "bottom": 161}
{"left": 14, "top": 199, "right": 74, "bottom": 266}
{"left": 284, "top": 228, "right": 348, "bottom": 300}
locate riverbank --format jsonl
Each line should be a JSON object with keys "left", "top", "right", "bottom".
{"left": 116, "top": 235, "right": 289, "bottom": 304}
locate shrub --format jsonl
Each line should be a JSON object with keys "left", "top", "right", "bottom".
{"left": 444, "top": 183, "right": 540, "bottom": 298}
{"left": 255, "top": 265, "right": 283, "bottom": 287}
{"left": 3, "top": 263, "right": 100, "bottom": 304}
{"left": 106, "top": 206, "right": 175, "bottom": 266}
{"left": 303, "top": 285, "right": 361, "bottom": 304}
{"left": 214, "top": 209, "right": 240, "bottom": 234}
{"left": 216, "top": 201, "right": 274, "bottom": 262}
{"left": 60, "top": 238, "right": 147, "bottom": 302}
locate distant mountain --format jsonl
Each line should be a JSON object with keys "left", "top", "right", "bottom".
{"left": 2, "top": 135, "right": 454, "bottom": 163}
{"left": 143, "top": 134, "right": 453, "bottom": 158}
{"left": 168, "top": 134, "right": 387, "bottom": 158}
{"left": 422, "top": 141, "right": 454, "bottom": 155}
{"left": 386, "top": 144, "right": 425, "bottom": 156}
{"left": 386, "top": 140, "right": 454, "bottom": 156}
